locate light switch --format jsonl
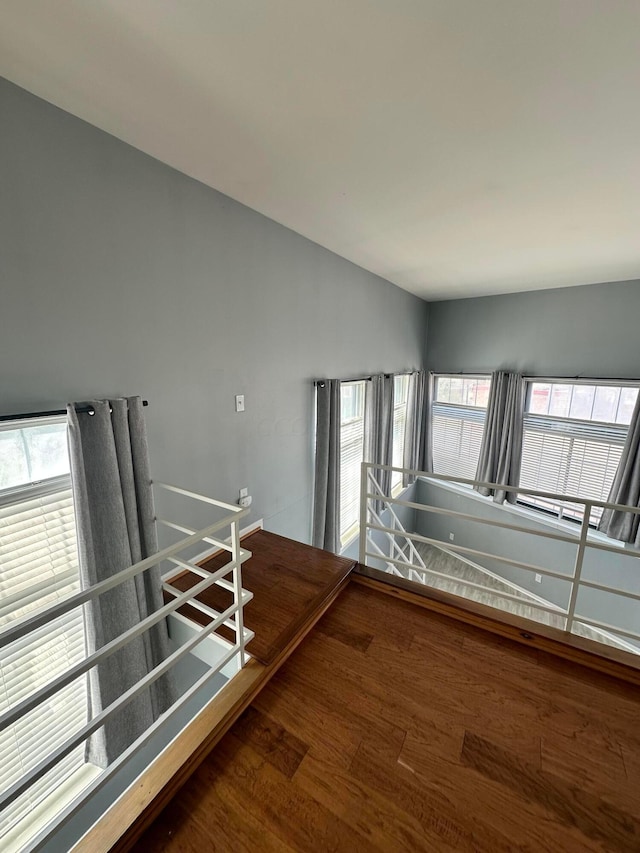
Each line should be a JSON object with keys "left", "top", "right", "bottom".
{"left": 235, "top": 394, "right": 245, "bottom": 412}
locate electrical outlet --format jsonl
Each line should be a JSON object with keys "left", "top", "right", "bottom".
{"left": 535, "top": 573, "right": 542, "bottom": 583}
{"left": 239, "top": 487, "right": 248, "bottom": 499}
{"left": 449, "top": 532, "right": 455, "bottom": 541}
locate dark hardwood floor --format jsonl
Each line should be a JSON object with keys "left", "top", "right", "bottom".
{"left": 139, "top": 581, "right": 640, "bottom": 852}
{"left": 167, "top": 529, "right": 355, "bottom": 664}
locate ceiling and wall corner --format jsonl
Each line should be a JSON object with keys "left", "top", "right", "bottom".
{"left": 1, "top": 0, "right": 639, "bottom": 301}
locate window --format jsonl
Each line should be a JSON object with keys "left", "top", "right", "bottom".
{"left": 519, "top": 382, "right": 639, "bottom": 525}
{"left": 339, "top": 382, "right": 366, "bottom": 547}
{"left": 0, "top": 418, "right": 90, "bottom": 840}
{"left": 431, "top": 375, "right": 491, "bottom": 479}
{"left": 391, "top": 375, "right": 410, "bottom": 495}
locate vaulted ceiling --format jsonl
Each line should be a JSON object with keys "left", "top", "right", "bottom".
{"left": 2, "top": 1, "right": 639, "bottom": 300}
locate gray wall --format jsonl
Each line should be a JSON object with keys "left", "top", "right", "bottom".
{"left": 0, "top": 78, "right": 428, "bottom": 544}
{"left": 427, "top": 279, "right": 640, "bottom": 377}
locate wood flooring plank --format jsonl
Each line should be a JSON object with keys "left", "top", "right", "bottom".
{"left": 460, "top": 629, "right": 542, "bottom": 668}
{"left": 534, "top": 650, "right": 640, "bottom": 739}
{"left": 314, "top": 619, "right": 374, "bottom": 652}
{"left": 273, "top": 637, "right": 408, "bottom": 762}
{"left": 317, "top": 585, "right": 417, "bottom": 652}
{"left": 290, "top": 619, "right": 549, "bottom": 773}
{"left": 621, "top": 743, "right": 640, "bottom": 790}
{"left": 252, "top": 678, "right": 363, "bottom": 770}
{"left": 540, "top": 725, "right": 639, "bottom": 816}
{"left": 350, "top": 739, "right": 518, "bottom": 853}
{"left": 321, "top": 815, "right": 383, "bottom": 853}
{"left": 278, "top": 629, "right": 467, "bottom": 764}
{"left": 363, "top": 632, "right": 547, "bottom": 762}
{"left": 135, "top": 801, "right": 211, "bottom": 853}
{"left": 230, "top": 705, "right": 309, "bottom": 779}
{"left": 143, "top": 782, "right": 295, "bottom": 853}
{"left": 399, "top": 730, "right": 605, "bottom": 853}
{"left": 203, "top": 733, "right": 335, "bottom": 853}
{"left": 294, "top": 750, "right": 459, "bottom": 852}
{"left": 461, "top": 730, "right": 640, "bottom": 852}
{"left": 275, "top": 666, "right": 408, "bottom": 766}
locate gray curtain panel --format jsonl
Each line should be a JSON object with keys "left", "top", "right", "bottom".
{"left": 312, "top": 380, "right": 341, "bottom": 553}
{"left": 599, "top": 392, "right": 640, "bottom": 545}
{"left": 475, "top": 371, "right": 525, "bottom": 504}
{"left": 403, "top": 370, "right": 433, "bottom": 486}
{"left": 366, "top": 374, "right": 394, "bottom": 511}
{"left": 67, "top": 396, "right": 175, "bottom": 768}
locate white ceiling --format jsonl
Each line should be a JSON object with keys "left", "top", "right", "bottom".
{"left": 2, "top": 1, "right": 640, "bottom": 301}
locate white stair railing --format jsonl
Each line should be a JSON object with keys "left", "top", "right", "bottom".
{"left": 359, "top": 461, "right": 640, "bottom": 656}
{"left": 0, "top": 481, "right": 252, "bottom": 852}
{"left": 364, "top": 470, "right": 427, "bottom": 579}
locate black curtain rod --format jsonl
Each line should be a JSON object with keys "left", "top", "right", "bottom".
{"left": 314, "top": 373, "right": 399, "bottom": 387}
{"left": 0, "top": 400, "right": 149, "bottom": 424}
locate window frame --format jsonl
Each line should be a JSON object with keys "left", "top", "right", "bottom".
{"left": 338, "top": 380, "right": 367, "bottom": 549}
{"left": 518, "top": 377, "right": 640, "bottom": 527}
{"left": 428, "top": 373, "right": 640, "bottom": 528}
{"left": 391, "top": 374, "right": 411, "bottom": 497}
{"left": 430, "top": 373, "right": 491, "bottom": 482}
{"left": 0, "top": 416, "right": 92, "bottom": 841}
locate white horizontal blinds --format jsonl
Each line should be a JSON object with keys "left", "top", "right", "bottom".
{"left": 391, "top": 375, "right": 410, "bottom": 494}
{"left": 519, "top": 382, "right": 638, "bottom": 525}
{"left": 431, "top": 376, "right": 490, "bottom": 479}
{"left": 0, "top": 645, "right": 87, "bottom": 836}
{"left": 339, "top": 381, "right": 366, "bottom": 547}
{"left": 0, "top": 420, "right": 89, "bottom": 838}
{"left": 0, "top": 490, "right": 79, "bottom": 624}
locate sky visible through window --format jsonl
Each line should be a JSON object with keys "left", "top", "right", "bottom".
{"left": 528, "top": 383, "right": 638, "bottom": 424}
{"left": 435, "top": 376, "right": 491, "bottom": 408}
{"left": 0, "top": 422, "right": 69, "bottom": 490}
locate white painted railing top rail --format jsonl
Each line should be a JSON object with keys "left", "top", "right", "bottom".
{"left": 0, "top": 481, "right": 251, "bottom": 852}
{"left": 359, "top": 462, "right": 640, "bottom": 649}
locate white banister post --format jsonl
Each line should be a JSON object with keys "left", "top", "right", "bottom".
{"left": 565, "top": 501, "right": 591, "bottom": 635}
{"left": 359, "top": 461, "right": 369, "bottom": 566}
{"left": 390, "top": 512, "right": 395, "bottom": 559}
{"left": 231, "top": 519, "right": 246, "bottom": 666}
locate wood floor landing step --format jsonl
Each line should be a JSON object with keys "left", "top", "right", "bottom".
{"left": 168, "top": 529, "right": 356, "bottom": 664}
